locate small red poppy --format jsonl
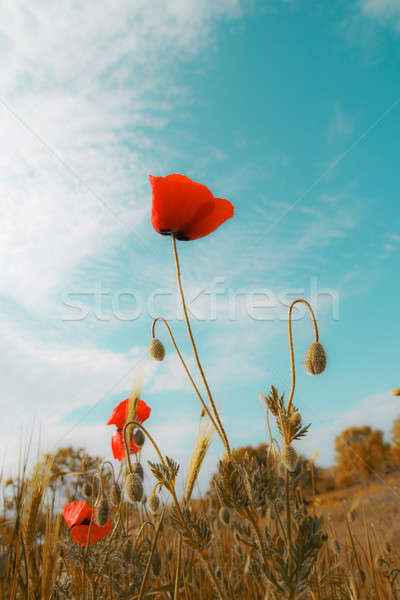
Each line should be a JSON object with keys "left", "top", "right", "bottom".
{"left": 149, "top": 173, "right": 234, "bottom": 241}
{"left": 63, "top": 501, "right": 111, "bottom": 546}
{"left": 107, "top": 398, "right": 151, "bottom": 461}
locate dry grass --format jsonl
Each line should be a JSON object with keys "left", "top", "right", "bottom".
{"left": 1, "top": 445, "right": 400, "bottom": 599}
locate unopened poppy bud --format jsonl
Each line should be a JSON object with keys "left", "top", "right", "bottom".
{"left": 111, "top": 482, "right": 121, "bottom": 505}
{"left": 95, "top": 498, "right": 109, "bottom": 526}
{"left": 82, "top": 481, "right": 92, "bottom": 499}
{"left": 148, "top": 493, "right": 160, "bottom": 515}
{"left": 290, "top": 411, "right": 302, "bottom": 428}
{"left": 219, "top": 506, "right": 230, "bottom": 525}
{"left": 133, "top": 429, "right": 145, "bottom": 447}
{"left": 132, "top": 462, "right": 144, "bottom": 480}
{"left": 392, "top": 388, "right": 400, "bottom": 397}
{"left": 305, "top": 342, "right": 327, "bottom": 375}
{"left": 125, "top": 473, "right": 143, "bottom": 503}
{"left": 281, "top": 445, "right": 298, "bottom": 472}
{"left": 149, "top": 337, "right": 165, "bottom": 362}
{"left": 151, "top": 550, "right": 162, "bottom": 577}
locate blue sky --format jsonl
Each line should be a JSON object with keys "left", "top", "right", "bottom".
{"left": 1, "top": 0, "right": 399, "bottom": 490}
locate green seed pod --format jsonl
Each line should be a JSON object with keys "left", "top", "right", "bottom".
{"left": 305, "top": 342, "right": 327, "bottom": 375}
{"left": 82, "top": 481, "right": 92, "bottom": 499}
{"left": 125, "top": 473, "right": 143, "bottom": 503}
{"left": 148, "top": 493, "right": 161, "bottom": 515}
{"left": 133, "top": 429, "right": 145, "bottom": 447}
{"left": 149, "top": 337, "right": 165, "bottom": 362}
{"left": 95, "top": 498, "right": 109, "bottom": 526}
{"left": 132, "top": 462, "right": 144, "bottom": 481}
{"left": 219, "top": 506, "right": 230, "bottom": 525}
{"left": 281, "top": 445, "right": 298, "bottom": 472}
{"left": 151, "top": 550, "right": 162, "bottom": 577}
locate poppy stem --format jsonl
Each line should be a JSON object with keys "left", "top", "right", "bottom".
{"left": 171, "top": 234, "right": 231, "bottom": 457}
{"left": 123, "top": 420, "right": 167, "bottom": 469}
{"left": 152, "top": 316, "right": 224, "bottom": 442}
{"left": 286, "top": 299, "right": 319, "bottom": 415}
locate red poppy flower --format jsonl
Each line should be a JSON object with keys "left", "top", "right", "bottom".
{"left": 107, "top": 398, "right": 151, "bottom": 461}
{"left": 149, "top": 174, "right": 234, "bottom": 241}
{"left": 63, "top": 501, "right": 111, "bottom": 546}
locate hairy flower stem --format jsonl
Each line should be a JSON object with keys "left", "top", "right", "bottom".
{"left": 285, "top": 469, "right": 292, "bottom": 556}
{"left": 123, "top": 421, "right": 166, "bottom": 472}
{"left": 152, "top": 317, "right": 223, "bottom": 440}
{"left": 171, "top": 234, "right": 231, "bottom": 456}
{"left": 287, "top": 298, "right": 319, "bottom": 415}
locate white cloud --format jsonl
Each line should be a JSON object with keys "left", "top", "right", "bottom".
{"left": 359, "top": 0, "right": 400, "bottom": 29}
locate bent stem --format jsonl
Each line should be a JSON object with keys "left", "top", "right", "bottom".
{"left": 152, "top": 317, "right": 223, "bottom": 441}
{"left": 286, "top": 298, "right": 319, "bottom": 415}
{"left": 171, "top": 234, "right": 231, "bottom": 456}
{"left": 122, "top": 421, "right": 166, "bottom": 473}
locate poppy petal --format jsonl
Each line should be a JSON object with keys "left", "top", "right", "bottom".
{"left": 180, "top": 196, "right": 234, "bottom": 241}
{"left": 111, "top": 431, "right": 126, "bottom": 461}
{"left": 63, "top": 501, "right": 92, "bottom": 529}
{"left": 107, "top": 398, "right": 128, "bottom": 429}
{"left": 150, "top": 174, "right": 218, "bottom": 240}
{"left": 71, "top": 520, "right": 112, "bottom": 546}
{"left": 111, "top": 430, "right": 141, "bottom": 461}
{"left": 136, "top": 399, "right": 151, "bottom": 424}
{"left": 107, "top": 399, "right": 151, "bottom": 429}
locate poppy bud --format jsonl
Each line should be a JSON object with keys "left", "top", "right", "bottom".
{"left": 151, "top": 550, "right": 162, "bottom": 577}
{"left": 132, "top": 462, "right": 144, "bottom": 481}
{"left": 148, "top": 493, "right": 160, "bottom": 515}
{"left": 110, "top": 482, "right": 121, "bottom": 506}
{"left": 133, "top": 429, "right": 145, "bottom": 447}
{"left": 82, "top": 481, "right": 92, "bottom": 499}
{"left": 95, "top": 498, "right": 109, "bottom": 527}
{"left": 149, "top": 337, "right": 165, "bottom": 362}
{"left": 125, "top": 473, "right": 143, "bottom": 503}
{"left": 281, "top": 445, "right": 298, "bottom": 472}
{"left": 305, "top": 342, "right": 327, "bottom": 375}
{"left": 289, "top": 411, "right": 302, "bottom": 428}
{"left": 219, "top": 506, "right": 230, "bottom": 525}
{"left": 392, "top": 388, "right": 400, "bottom": 397}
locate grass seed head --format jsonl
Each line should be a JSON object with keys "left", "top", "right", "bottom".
{"left": 149, "top": 337, "right": 166, "bottom": 361}
{"left": 281, "top": 445, "right": 298, "bottom": 472}
{"left": 290, "top": 411, "right": 302, "bottom": 427}
{"left": 125, "top": 473, "right": 143, "bottom": 503}
{"left": 305, "top": 342, "right": 327, "bottom": 375}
